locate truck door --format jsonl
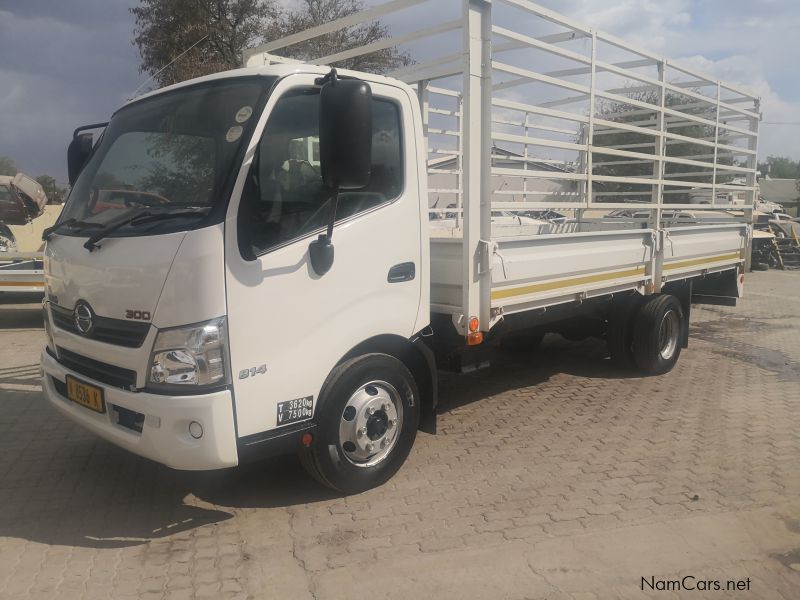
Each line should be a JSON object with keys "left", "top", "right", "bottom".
{"left": 224, "top": 75, "right": 424, "bottom": 439}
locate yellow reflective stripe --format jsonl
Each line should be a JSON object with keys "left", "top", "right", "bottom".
{"left": 663, "top": 252, "right": 741, "bottom": 271}
{"left": 491, "top": 266, "right": 646, "bottom": 301}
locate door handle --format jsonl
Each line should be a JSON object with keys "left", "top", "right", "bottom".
{"left": 387, "top": 262, "right": 415, "bottom": 283}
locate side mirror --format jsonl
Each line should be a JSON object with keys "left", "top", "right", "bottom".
{"left": 319, "top": 78, "right": 372, "bottom": 190}
{"left": 309, "top": 74, "right": 373, "bottom": 277}
{"left": 67, "top": 132, "right": 94, "bottom": 186}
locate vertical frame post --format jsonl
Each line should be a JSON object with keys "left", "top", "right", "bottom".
{"left": 456, "top": 93, "right": 464, "bottom": 229}
{"left": 461, "top": 0, "right": 492, "bottom": 333}
{"left": 586, "top": 32, "right": 597, "bottom": 211}
{"left": 711, "top": 82, "right": 722, "bottom": 208}
{"left": 651, "top": 60, "right": 667, "bottom": 293}
{"left": 417, "top": 80, "right": 431, "bottom": 222}
{"left": 523, "top": 111, "right": 529, "bottom": 203}
{"left": 744, "top": 98, "right": 761, "bottom": 272}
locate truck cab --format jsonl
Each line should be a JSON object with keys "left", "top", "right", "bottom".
{"left": 41, "top": 65, "right": 434, "bottom": 493}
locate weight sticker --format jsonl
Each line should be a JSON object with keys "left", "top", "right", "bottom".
{"left": 277, "top": 396, "right": 314, "bottom": 426}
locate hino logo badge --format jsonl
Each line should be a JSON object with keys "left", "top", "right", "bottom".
{"left": 73, "top": 301, "right": 95, "bottom": 335}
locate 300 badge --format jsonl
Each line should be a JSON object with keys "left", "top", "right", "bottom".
{"left": 276, "top": 396, "right": 313, "bottom": 426}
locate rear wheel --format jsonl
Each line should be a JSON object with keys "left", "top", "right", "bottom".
{"left": 631, "top": 294, "right": 684, "bottom": 375}
{"left": 299, "top": 354, "right": 419, "bottom": 494}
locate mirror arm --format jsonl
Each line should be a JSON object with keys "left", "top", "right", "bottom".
{"left": 73, "top": 122, "right": 108, "bottom": 139}
{"left": 325, "top": 187, "right": 340, "bottom": 242}
{"left": 309, "top": 187, "right": 339, "bottom": 277}
{"left": 315, "top": 68, "right": 338, "bottom": 87}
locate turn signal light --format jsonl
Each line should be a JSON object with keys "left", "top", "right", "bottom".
{"left": 302, "top": 432, "right": 314, "bottom": 447}
{"left": 467, "top": 332, "right": 484, "bottom": 346}
{"left": 468, "top": 316, "right": 480, "bottom": 333}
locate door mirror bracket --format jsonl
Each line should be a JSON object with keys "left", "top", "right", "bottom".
{"left": 309, "top": 188, "right": 339, "bottom": 276}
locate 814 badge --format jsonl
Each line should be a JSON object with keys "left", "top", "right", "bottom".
{"left": 277, "top": 396, "right": 313, "bottom": 426}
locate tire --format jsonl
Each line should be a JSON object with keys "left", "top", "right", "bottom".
{"left": 752, "top": 262, "right": 769, "bottom": 271}
{"left": 606, "top": 295, "right": 641, "bottom": 369}
{"left": 631, "top": 294, "right": 684, "bottom": 375}
{"left": 499, "top": 330, "right": 545, "bottom": 353}
{"left": 299, "top": 353, "right": 420, "bottom": 494}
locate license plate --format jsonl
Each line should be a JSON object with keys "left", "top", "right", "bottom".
{"left": 276, "top": 396, "right": 313, "bottom": 426}
{"left": 66, "top": 375, "right": 106, "bottom": 414}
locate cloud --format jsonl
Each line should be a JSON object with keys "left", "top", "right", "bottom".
{"left": 0, "top": 1, "right": 141, "bottom": 183}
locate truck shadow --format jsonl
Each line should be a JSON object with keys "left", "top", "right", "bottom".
{"left": 0, "top": 335, "right": 632, "bottom": 550}
{"left": 437, "top": 334, "right": 642, "bottom": 415}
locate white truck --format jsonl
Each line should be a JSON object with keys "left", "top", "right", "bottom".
{"left": 41, "top": 0, "right": 759, "bottom": 492}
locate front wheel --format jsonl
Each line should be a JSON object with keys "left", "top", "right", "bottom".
{"left": 631, "top": 295, "right": 684, "bottom": 375}
{"left": 299, "top": 354, "right": 419, "bottom": 494}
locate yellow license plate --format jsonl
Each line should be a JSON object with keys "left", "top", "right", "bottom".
{"left": 66, "top": 375, "right": 106, "bottom": 413}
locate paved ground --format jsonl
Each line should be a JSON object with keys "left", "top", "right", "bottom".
{"left": 1, "top": 271, "right": 799, "bottom": 600}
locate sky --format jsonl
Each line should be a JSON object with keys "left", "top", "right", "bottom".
{"left": 1, "top": 0, "right": 799, "bottom": 184}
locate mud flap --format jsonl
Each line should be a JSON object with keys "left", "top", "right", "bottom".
{"left": 691, "top": 267, "right": 743, "bottom": 307}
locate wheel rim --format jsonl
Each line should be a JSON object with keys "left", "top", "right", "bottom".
{"left": 658, "top": 309, "right": 680, "bottom": 361}
{"left": 338, "top": 380, "right": 403, "bottom": 468}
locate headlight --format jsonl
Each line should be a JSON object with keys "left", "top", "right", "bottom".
{"left": 148, "top": 317, "right": 228, "bottom": 389}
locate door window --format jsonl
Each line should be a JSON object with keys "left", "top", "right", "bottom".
{"left": 240, "top": 88, "right": 403, "bottom": 257}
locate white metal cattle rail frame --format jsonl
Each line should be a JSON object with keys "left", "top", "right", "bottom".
{"left": 245, "top": 0, "right": 760, "bottom": 330}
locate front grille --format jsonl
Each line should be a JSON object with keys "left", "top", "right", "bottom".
{"left": 50, "top": 304, "right": 150, "bottom": 348}
{"left": 55, "top": 347, "right": 138, "bottom": 390}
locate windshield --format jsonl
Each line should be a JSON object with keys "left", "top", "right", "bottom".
{"left": 59, "top": 76, "right": 275, "bottom": 237}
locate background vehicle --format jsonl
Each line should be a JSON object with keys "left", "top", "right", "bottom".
{"left": 41, "top": 0, "right": 759, "bottom": 493}
{"left": 0, "top": 173, "right": 50, "bottom": 294}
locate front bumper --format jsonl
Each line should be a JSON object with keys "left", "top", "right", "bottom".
{"left": 41, "top": 348, "right": 238, "bottom": 470}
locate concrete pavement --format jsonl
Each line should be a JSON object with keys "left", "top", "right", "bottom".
{"left": 1, "top": 272, "right": 799, "bottom": 599}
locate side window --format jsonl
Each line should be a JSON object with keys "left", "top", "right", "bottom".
{"left": 240, "top": 87, "right": 403, "bottom": 257}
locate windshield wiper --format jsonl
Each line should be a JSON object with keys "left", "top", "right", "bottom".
{"left": 83, "top": 209, "right": 209, "bottom": 252}
{"left": 42, "top": 219, "right": 104, "bottom": 241}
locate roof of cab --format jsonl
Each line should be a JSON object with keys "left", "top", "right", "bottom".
{"left": 128, "top": 63, "right": 413, "bottom": 107}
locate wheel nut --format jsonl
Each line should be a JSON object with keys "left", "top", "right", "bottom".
{"left": 357, "top": 428, "right": 366, "bottom": 438}
{"left": 366, "top": 443, "right": 373, "bottom": 452}
{"left": 368, "top": 407, "right": 375, "bottom": 416}
{"left": 381, "top": 439, "right": 387, "bottom": 448}
{"left": 382, "top": 403, "right": 390, "bottom": 412}
{"left": 388, "top": 419, "right": 395, "bottom": 429}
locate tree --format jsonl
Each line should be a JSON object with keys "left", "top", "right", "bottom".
{"left": 130, "top": 0, "right": 277, "bottom": 88}
{"left": 269, "top": 0, "right": 411, "bottom": 74}
{"left": 758, "top": 156, "right": 800, "bottom": 180}
{"left": 130, "top": 0, "right": 411, "bottom": 89}
{"left": 590, "top": 90, "right": 733, "bottom": 203}
{"left": 34, "top": 175, "right": 68, "bottom": 204}
{"left": 0, "top": 156, "right": 17, "bottom": 176}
